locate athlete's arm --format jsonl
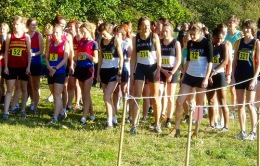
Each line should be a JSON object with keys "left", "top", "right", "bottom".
{"left": 25, "top": 34, "right": 32, "bottom": 74}
{"left": 231, "top": 40, "right": 239, "bottom": 84}
{"left": 97, "top": 41, "right": 102, "bottom": 82}
{"left": 171, "top": 40, "right": 181, "bottom": 74}
{"left": 153, "top": 33, "right": 161, "bottom": 73}
{"left": 35, "top": 32, "right": 44, "bottom": 56}
{"left": 4, "top": 34, "right": 11, "bottom": 74}
{"left": 130, "top": 36, "right": 137, "bottom": 80}
{"left": 115, "top": 36, "right": 123, "bottom": 75}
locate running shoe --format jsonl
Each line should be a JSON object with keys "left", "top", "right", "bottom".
{"left": 80, "top": 117, "right": 86, "bottom": 124}
{"left": 181, "top": 115, "right": 189, "bottom": 123}
{"left": 149, "top": 123, "right": 156, "bottom": 130}
{"left": 48, "top": 117, "right": 58, "bottom": 124}
{"left": 105, "top": 124, "right": 113, "bottom": 130}
{"left": 30, "top": 103, "right": 34, "bottom": 111}
{"left": 9, "top": 107, "right": 19, "bottom": 114}
{"left": 21, "top": 110, "right": 26, "bottom": 118}
{"left": 155, "top": 124, "right": 162, "bottom": 133}
{"left": 58, "top": 112, "right": 67, "bottom": 121}
{"left": 174, "top": 129, "right": 180, "bottom": 137}
{"left": 148, "top": 106, "right": 153, "bottom": 114}
{"left": 234, "top": 131, "right": 247, "bottom": 140}
{"left": 244, "top": 132, "right": 256, "bottom": 141}
{"left": 126, "top": 117, "right": 132, "bottom": 123}
{"left": 219, "top": 127, "right": 229, "bottom": 133}
{"left": 130, "top": 126, "right": 137, "bottom": 135}
{"left": 205, "top": 125, "right": 215, "bottom": 131}
{"left": 2, "top": 113, "right": 9, "bottom": 120}
{"left": 89, "top": 115, "right": 95, "bottom": 121}
{"left": 229, "top": 111, "right": 236, "bottom": 119}
{"left": 66, "top": 105, "right": 73, "bottom": 111}
{"left": 166, "top": 118, "right": 172, "bottom": 128}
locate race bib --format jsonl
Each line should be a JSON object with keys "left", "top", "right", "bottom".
{"left": 162, "top": 58, "right": 170, "bottom": 65}
{"left": 139, "top": 50, "right": 149, "bottom": 59}
{"left": 78, "top": 55, "right": 86, "bottom": 61}
{"left": 103, "top": 53, "right": 113, "bottom": 60}
{"left": 12, "top": 48, "right": 22, "bottom": 56}
{"left": 212, "top": 57, "right": 220, "bottom": 64}
{"left": 238, "top": 51, "right": 249, "bottom": 61}
{"left": 49, "top": 53, "right": 58, "bottom": 61}
{"left": 190, "top": 51, "right": 200, "bottom": 60}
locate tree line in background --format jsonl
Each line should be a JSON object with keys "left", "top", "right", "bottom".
{"left": 0, "top": 0, "right": 259, "bottom": 32}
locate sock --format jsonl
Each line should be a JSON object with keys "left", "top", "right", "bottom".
{"left": 107, "top": 117, "right": 113, "bottom": 126}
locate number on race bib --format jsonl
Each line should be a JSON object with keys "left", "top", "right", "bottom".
{"left": 103, "top": 53, "right": 113, "bottom": 60}
{"left": 162, "top": 58, "right": 170, "bottom": 65}
{"left": 140, "top": 50, "right": 149, "bottom": 58}
{"left": 238, "top": 52, "right": 249, "bottom": 61}
{"left": 212, "top": 57, "right": 219, "bottom": 64}
{"left": 49, "top": 53, "right": 58, "bottom": 61}
{"left": 12, "top": 48, "right": 22, "bottom": 56}
{"left": 190, "top": 51, "right": 200, "bottom": 60}
{"left": 78, "top": 55, "right": 86, "bottom": 61}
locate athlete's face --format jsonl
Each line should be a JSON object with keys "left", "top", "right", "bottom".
{"left": 29, "top": 21, "right": 37, "bottom": 32}
{"left": 227, "top": 20, "right": 237, "bottom": 30}
{"left": 80, "top": 27, "right": 91, "bottom": 39}
{"left": 140, "top": 20, "right": 151, "bottom": 34}
{"left": 162, "top": 26, "right": 173, "bottom": 39}
{"left": 101, "top": 30, "right": 110, "bottom": 39}
{"left": 0, "top": 26, "right": 8, "bottom": 35}
{"left": 13, "top": 20, "right": 23, "bottom": 32}
{"left": 59, "top": 19, "right": 66, "bottom": 30}
{"left": 53, "top": 27, "right": 62, "bottom": 40}
{"left": 68, "top": 23, "right": 76, "bottom": 34}
{"left": 75, "top": 23, "right": 81, "bottom": 34}
{"left": 190, "top": 30, "right": 200, "bottom": 41}
{"left": 242, "top": 26, "right": 252, "bottom": 37}
{"left": 213, "top": 34, "right": 224, "bottom": 46}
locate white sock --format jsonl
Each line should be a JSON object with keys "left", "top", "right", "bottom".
{"left": 107, "top": 117, "right": 113, "bottom": 126}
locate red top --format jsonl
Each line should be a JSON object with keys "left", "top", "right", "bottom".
{"left": 8, "top": 33, "right": 28, "bottom": 68}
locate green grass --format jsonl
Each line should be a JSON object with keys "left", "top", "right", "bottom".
{"left": 0, "top": 78, "right": 257, "bottom": 166}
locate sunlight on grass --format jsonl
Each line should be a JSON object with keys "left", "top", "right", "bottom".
{"left": 0, "top": 78, "right": 257, "bottom": 165}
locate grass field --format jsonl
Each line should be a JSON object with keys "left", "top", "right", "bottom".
{"left": 0, "top": 78, "right": 257, "bottom": 166}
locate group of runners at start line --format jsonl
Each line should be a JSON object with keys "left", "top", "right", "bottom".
{"left": 0, "top": 14, "right": 260, "bottom": 141}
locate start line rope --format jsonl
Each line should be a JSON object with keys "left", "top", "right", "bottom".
{"left": 126, "top": 76, "right": 260, "bottom": 108}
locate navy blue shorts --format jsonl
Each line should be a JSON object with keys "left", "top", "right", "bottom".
{"left": 182, "top": 73, "right": 204, "bottom": 88}
{"left": 5, "top": 67, "right": 29, "bottom": 81}
{"left": 208, "top": 72, "right": 226, "bottom": 89}
{"left": 100, "top": 68, "right": 118, "bottom": 84}
{"left": 74, "top": 66, "right": 94, "bottom": 82}
{"left": 134, "top": 63, "right": 158, "bottom": 83}
{"left": 160, "top": 67, "right": 179, "bottom": 83}
{"left": 30, "top": 64, "right": 42, "bottom": 76}
{"left": 48, "top": 73, "right": 66, "bottom": 84}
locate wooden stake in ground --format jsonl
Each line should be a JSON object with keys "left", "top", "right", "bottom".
{"left": 117, "top": 96, "right": 128, "bottom": 166}
{"left": 185, "top": 103, "right": 195, "bottom": 166}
